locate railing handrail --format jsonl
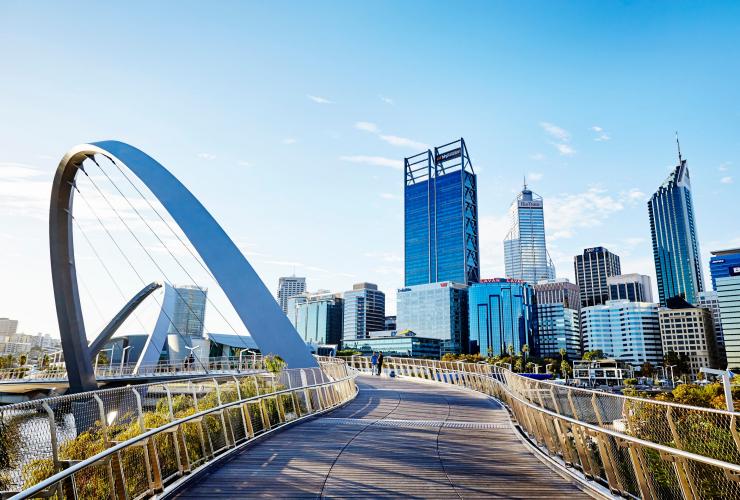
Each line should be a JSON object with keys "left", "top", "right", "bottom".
{"left": 10, "top": 368, "right": 356, "bottom": 500}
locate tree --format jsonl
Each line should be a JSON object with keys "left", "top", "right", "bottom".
{"left": 561, "top": 360, "right": 572, "bottom": 378}
{"left": 507, "top": 344, "right": 515, "bottom": 357}
{"left": 641, "top": 361, "right": 655, "bottom": 378}
{"left": 521, "top": 344, "right": 529, "bottom": 365}
{"left": 583, "top": 349, "right": 605, "bottom": 361}
{"left": 18, "top": 354, "right": 27, "bottom": 366}
{"left": 559, "top": 348, "right": 567, "bottom": 361}
{"left": 41, "top": 354, "right": 50, "bottom": 369}
{"left": 663, "top": 350, "right": 690, "bottom": 377}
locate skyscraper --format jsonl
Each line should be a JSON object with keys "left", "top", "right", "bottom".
{"left": 607, "top": 273, "right": 654, "bottom": 303}
{"left": 404, "top": 138, "right": 479, "bottom": 286}
{"left": 714, "top": 253, "right": 740, "bottom": 369}
{"left": 468, "top": 279, "right": 537, "bottom": 357}
{"left": 574, "top": 247, "right": 621, "bottom": 308}
{"left": 648, "top": 138, "right": 704, "bottom": 305}
{"left": 504, "top": 183, "right": 555, "bottom": 283}
{"left": 534, "top": 279, "right": 581, "bottom": 358}
{"left": 277, "top": 276, "right": 306, "bottom": 314}
{"left": 342, "top": 283, "right": 385, "bottom": 340}
{"left": 659, "top": 298, "right": 720, "bottom": 377}
{"left": 696, "top": 290, "right": 726, "bottom": 366}
{"left": 396, "top": 281, "right": 469, "bottom": 355}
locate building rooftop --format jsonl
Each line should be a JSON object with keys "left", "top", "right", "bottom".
{"left": 711, "top": 248, "right": 740, "bottom": 256}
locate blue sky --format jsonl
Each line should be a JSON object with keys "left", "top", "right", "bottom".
{"left": 1, "top": 1, "right": 739, "bottom": 337}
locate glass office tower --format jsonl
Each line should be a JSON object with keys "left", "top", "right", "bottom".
{"left": 468, "top": 279, "right": 537, "bottom": 357}
{"left": 574, "top": 247, "right": 621, "bottom": 308}
{"left": 396, "top": 281, "right": 469, "bottom": 354}
{"left": 404, "top": 139, "right": 479, "bottom": 286}
{"left": 710, "top": 249, "right": 740, "bottom": 290}
{"left": 342, "top": 283, "right": 385, "bottom": 340}
{"left": 167, "top": 285, "right": 207, "bottom": 362}
{"left": 534, "top": 279, "right": 581, "bottom": 358}
{"left": 504, "top": 183, "right": 555, "bottom": 283}
{"left": 648, "top": 143, "right": 704, "bottom": 305}
{"left": 290, "top": 291, "right": 344, "bottom": 346}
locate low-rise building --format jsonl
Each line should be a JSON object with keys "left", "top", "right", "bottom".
{"left": 572, "top": 359, "right": 630, "bottom": 387}
{"left": 342, "top": 333, "right": 441, "bottom": 358}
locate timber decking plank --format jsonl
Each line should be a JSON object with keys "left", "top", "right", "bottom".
{"left": 173, "top": 376, "right": 592, "bottom": 499}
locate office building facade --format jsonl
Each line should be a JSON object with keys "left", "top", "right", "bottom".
{"left": 648, "top": 147, "right": 704, "bottom": 305}
{"left": 696, "top": 290, "right": 726, "bottom": 366}
{"left": 342, "top": 283, "right": 385, "bottom": 340}
{"left": 468, "top": 279, "right": 537, "bottom": 357}
{"left": 504, "top": 184, "right": 555, "bottom": 283}
{"left": 276, "top": 276, "right": 306, "bottom": 314}
{"left": 341, "top": 334, "right": 441, "bottom": 358}
{"left": 167, "top": 285, "right": 208, "bottom": 361}
{"left": 290, "top": 291, "right": 344, "bottom": 346}
{"left": 607, "top": 273, "right": 654, "bottom": 303}
{"left": 717, "top": 273, "right": 740, "bottom": 369}
{"left": 659, "top": 304, "right": 720, "bottom": 377}
{"left": 404, "top": 138, "right": 479, "bottom": 286}
{"left": 534, "top": 279, "right": 581, "bottom": 358}
{"left": 710, "top": 249, "right": 740, "bottom": 291}
{"left": 581, "top": 300, "right": 662, "bottom": 368}
{"left": 574, "top": 247, "right": 621, "bottom": 308}
{"left": 396, "top": 281, "right": 469, "bottom": 354}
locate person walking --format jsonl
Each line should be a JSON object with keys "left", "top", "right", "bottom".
{"left": 377, "top": 351, "right": 384, "bottom": 376}
{"left": 371, "top": 352, "right": 378, "bottom": 375}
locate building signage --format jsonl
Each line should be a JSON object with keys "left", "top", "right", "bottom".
{"left": 730, "top": 266, "right": 740, "bottom": 277}
{"left": 479, "top": 278, "right": 526, "bottom": 284}
{"left": 518, "top": 200, "right": 543, "bottom": 208}
{"left": 435, "top": 147, "right": 461, "bottom": 163}
{"left": 584, "top": 247, "right": 604, "bottom": 253}
{"left": 397, "top": 287, "right": 411, "bottom": 293}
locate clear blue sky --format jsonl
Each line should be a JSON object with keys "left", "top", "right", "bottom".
{"left": 1, "top": 1, "right": 739, "bottom": 337}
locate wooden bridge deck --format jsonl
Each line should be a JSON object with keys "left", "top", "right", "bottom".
{"left": 173, "top": 376, "right": 595, "bottom": 499}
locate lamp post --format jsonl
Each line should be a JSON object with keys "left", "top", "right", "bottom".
{"left": 95, "top": 347, "right": 114, "bottom": 374}
{"left": 239, "top": 349, "right": 257, "bottom": 371}
{"left": 666, "top": 364, "right": 677, "bottom": 388}
{"left": 185, "top": 345, "right": 200, "bottom": 372}
{"left": 119, "top": 345, "right": 132, "bottom": 376}
{"left": 700, "top": 367, "right": 734, "bottom": 411}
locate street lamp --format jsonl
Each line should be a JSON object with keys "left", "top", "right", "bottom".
{"left": 119, "top": 345, "right": 132, "bottom": 375}
{"left": 666, "top": 364, "right": 677, "bottom": 388}
{"left": 95, "top": 347, "right": 114, "bottom": 373}
{"left": 239, "top": 349, "right": 257, "bottom": 371}
{"left": 700, "top": 367, "right": 734, "bottom": 411}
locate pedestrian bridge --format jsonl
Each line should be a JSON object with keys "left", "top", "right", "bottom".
{"left": 4, "top": 357, "right": 740, "bottom": 499}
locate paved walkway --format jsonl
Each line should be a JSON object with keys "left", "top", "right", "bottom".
{"left": 173, "top": 376, "right": 594, "bottom": 499}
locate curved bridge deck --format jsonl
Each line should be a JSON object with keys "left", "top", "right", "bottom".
{"left": 174, "top": 376, "right": 594, "bottom": 499}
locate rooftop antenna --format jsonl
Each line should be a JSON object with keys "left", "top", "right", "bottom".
{"left": 523, "top": 174, "right": 528, "bottom": 191}
{"left": 676, "top": 131, "right": 683, "bottom": 164}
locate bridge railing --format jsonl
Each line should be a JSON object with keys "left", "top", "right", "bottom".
{"left": 0, "top": 356, "right": 264, "bottom": 382}
{"left": 344, "top": 356, "right": 740, "bottom": 499}
{"left": 1, "top": 358, "right": 356, "bottom": 499}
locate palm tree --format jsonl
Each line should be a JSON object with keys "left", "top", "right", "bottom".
{"left": 559, "top": 348, "right": 567, "bottom": 361}
{"left": 507, "top": 343, "right": 515, "bottom": 357}
{"left": 521, "top": 344, "right": 529, "bottom": 365}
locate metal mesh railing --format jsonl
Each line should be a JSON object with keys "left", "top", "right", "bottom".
{"left": 1, "top": 358, "right": 356, "bottom": 499}
{"left": 0, "top": 355, "right": 264, "bottom": 382}
{"left": 344, "top": 356, "right": 740, "bottom": 499}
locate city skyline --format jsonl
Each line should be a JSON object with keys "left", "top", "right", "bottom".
{"left": 1, "top": 2, "right": 740, "bottom": 336}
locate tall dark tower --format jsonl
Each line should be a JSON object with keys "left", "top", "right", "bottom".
{"left": 404, "top": 138, "right": 479, "bottom": 286}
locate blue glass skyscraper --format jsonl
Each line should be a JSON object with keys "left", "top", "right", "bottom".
{"left": 648, "top": 140, "right": 704, "bottom": 306}
{"left": 404, "top": 139, "right": 479, "bottom": 286}
{"left": 468, "top": 279, "right": 537, "bottom": 356}
{"left": 710, "top": 248, "right": 740, "bottom": 290}
{"left": 504, "top": 183, "right": 555, "bottom": 283}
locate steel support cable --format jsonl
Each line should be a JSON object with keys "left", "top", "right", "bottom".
{"left": 69, "top": 199, "right": 150, "bottom": 334}
{"left": 91, "top": 155, "right": 248, "bottom": 344}
{"left": 71, "top": 174, "right": 208, "bottom": 372}
{"left": 78, "top": 160, "right": 212, "bottom": 345}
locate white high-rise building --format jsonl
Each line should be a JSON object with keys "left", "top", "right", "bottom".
{"left": 696, "top": 290, "right": 726, "bottom": 366}
{"left": 717, "top": 275, "right": 740, "bottom": 369}
{"left": 503, "top": 183, "right": 555, "bottom": 283}
{"left": 581, "top": 300, "right": 662, "bottom": 368}
{"left": 659, "top": 305, "right": 720, "bottom": 377}
{"left": 0, "top": 318, "right": 19, "bottom": 335}
{"left": 277, "top": 276, "right": 306, "bottom": 314}
{"left": 607, "top": 273, "right": 654, "bottom": 303}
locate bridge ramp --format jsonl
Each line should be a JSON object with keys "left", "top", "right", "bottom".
{"left": 173, "top": 376, "right": 594, "bottom": 499}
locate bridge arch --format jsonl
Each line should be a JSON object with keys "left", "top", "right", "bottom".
{"left": 50, "top": 141, "right": 316, "bottom": 392}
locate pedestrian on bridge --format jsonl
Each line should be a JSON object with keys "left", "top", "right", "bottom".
{"left": 371, "top": 352, "right": 378, "bottom": 375}
{"left": 377, "top": 351, "right": 384, "bottom": 376}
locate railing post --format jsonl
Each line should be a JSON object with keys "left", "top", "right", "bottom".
{"left": 92, "top": 394, "right": 127, "bottom": 500}
{"left": 212, "top": 378, "right": 232, "bottom": 448}
{"left": 300, "top": 370, "right": 313, "bottom": 414}
{"left": 233, "top": 375, "right": 249, "bottom": 442}
{"left": 666, "top": 406, "right": 699, "bottom": 499}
